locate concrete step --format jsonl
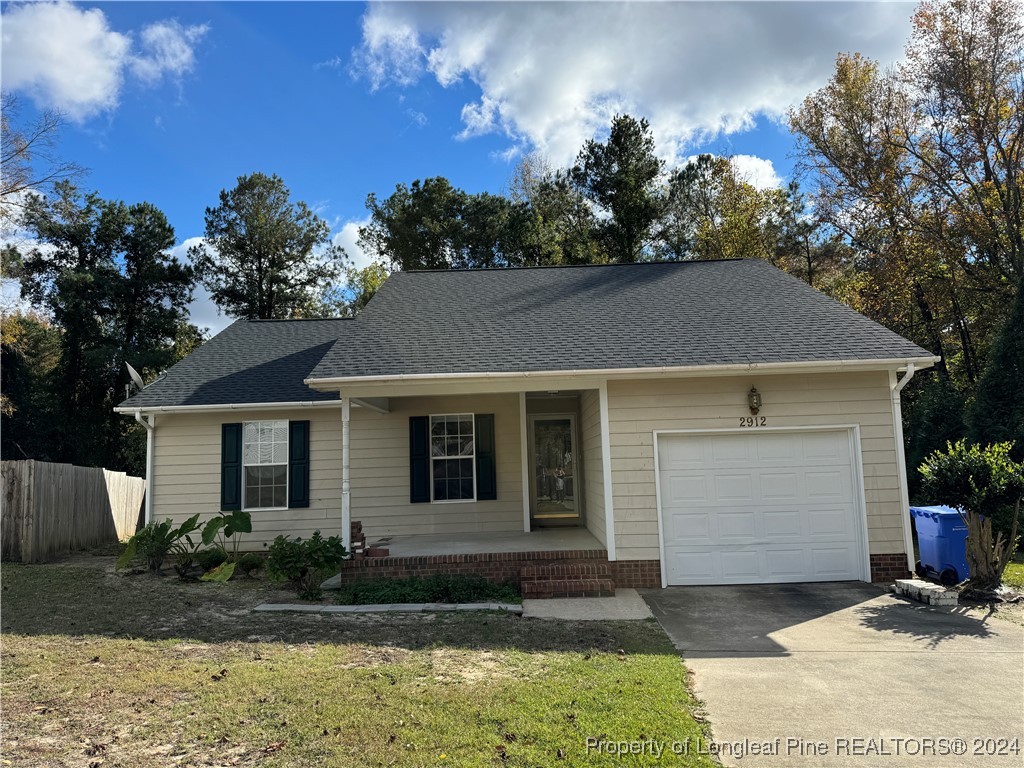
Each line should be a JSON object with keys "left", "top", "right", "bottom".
{"left": 520, "top": 562, "right": 612, "bottom": 581}
{"left": 522, "top": 578, "right": 616, "bottom": 599}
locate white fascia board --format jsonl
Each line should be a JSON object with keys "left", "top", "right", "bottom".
{"left": 306, "top": 356, "right": 940, "bottom": 393}
{"left": 113, "top": 400, "right": 344, "bottom": 414}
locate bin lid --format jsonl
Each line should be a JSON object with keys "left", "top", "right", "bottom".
{"left": 909, "top": 505, "right": 963, "bottom": 518}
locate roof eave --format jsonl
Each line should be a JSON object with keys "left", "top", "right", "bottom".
{"left": 304, "top": 355, "right": 941, "bottom": 390}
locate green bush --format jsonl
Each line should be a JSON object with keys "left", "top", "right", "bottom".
{"left": 195, "top": 548, "right": 228, "bottom": 572}
{"left": 117, "top": 515, "right": 201, "bottom": 572}
{"left": 919, "top": 440, "right": 1024, "bottom": 590}
{"left": 266, "top": 531, "right": 347, "bottom": 600}
{"left": 335, "top": 574, "right": 521, "bottom": 605}
{"left": 234, "top": 552, "right": 264, "bottom": 577}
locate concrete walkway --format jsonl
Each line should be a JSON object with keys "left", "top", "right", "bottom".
{"left": 523, "top": 588, "right": 654, "bottom": 620}
{"left": 643, "top": 583, "right": 1024, "bottom": 768}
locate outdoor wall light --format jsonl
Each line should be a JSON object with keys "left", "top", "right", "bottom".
{"left": 748, "top": 387, "right": 763, "bottom": 415}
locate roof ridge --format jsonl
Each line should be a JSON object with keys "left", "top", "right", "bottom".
{"left": 400, "top": 258, "right": 747, "bottom": 274}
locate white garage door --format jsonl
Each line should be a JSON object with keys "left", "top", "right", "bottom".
{"left": 657, "top": 430, "right": 866, "bottom": 585}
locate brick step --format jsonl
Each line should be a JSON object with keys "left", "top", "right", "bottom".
{"left": 522, "top": 578, "right": 616, "bottom": 599}
{"left": 520, "top": 562, "right": 612, "bottom": 581}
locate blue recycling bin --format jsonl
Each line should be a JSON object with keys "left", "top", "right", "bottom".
{"left": 910, "top": 506, "right": 970, "bottom": 586}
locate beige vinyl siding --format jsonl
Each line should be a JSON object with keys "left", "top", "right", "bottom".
{"left": 579, "top": 389, "right": 606, "bottom": 546}
{"left": 350, "top": 393, "right": 524, "bottom": 538}
{"left": 606, "top": 371, "right": 904, "bottom": 561}
{"left": 152, "top": 408, "right": 342, "bottom": 549}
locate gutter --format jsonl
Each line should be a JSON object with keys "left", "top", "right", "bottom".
{"left": 304, "top": 356, "right": 940, "bottom": 388}
{"left": 890, "top": 363, "right": 918, "bottom": 576}
{"left": 134, "top": 411, "right": 155, "bottom": 527}
{"left": 114, "top": 400, "right": 344, "bottom": 415}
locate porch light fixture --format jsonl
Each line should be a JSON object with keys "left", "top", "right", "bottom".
{"left": 748, "top": 387, "right": 762, "bottom": 415}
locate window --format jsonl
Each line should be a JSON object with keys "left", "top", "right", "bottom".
{"left": 243, "top": 420, "right": 288, "bottom": 509}
{"left": 430, "top": 414, "right": 475, "bottom": 501}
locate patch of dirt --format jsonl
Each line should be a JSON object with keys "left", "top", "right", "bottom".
{"left": 427, "top": 648, "right": 516, "bottom": 684}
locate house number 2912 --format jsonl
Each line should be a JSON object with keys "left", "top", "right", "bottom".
{"left": 739, "top": 416, "right": 767, "bottom": 427}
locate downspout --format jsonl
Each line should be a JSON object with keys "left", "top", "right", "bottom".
{"left": 341, "top": 396, "right": 351, "bottom": 553}
{"left": 134, "top": 411, "right": 154, "bottom": 527}
{"left": 890, "top": 363, "right": 916, "bottom": 577}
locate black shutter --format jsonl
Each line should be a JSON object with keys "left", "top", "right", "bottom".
{"left": 288, "top": 420, "right": 310, "bottom": 508}
{"left": 475, "top": 413, "right": 497, "bottom": 501}
{"left": 220, "top": 423, "right": 242, "bottom": 511}
{"left": 409, "top": 416, "right": 430, "bottom": 503}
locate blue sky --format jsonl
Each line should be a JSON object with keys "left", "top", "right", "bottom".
{"left": 2, "top": 1, "right": 918, "bottom": 332}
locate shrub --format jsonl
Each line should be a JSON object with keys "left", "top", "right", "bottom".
{"left": 335, "top": 574, "right": 521, "bottom": 605}
{"left": 234, "top": 552, "right": 264, "bottom": 577}
{"left": 195, "top": 548, "right": 228, "bottom": 572}
{"left": 919, "top": 440, "right": 1024, "bottom": 591}
{"left": 117, "top": 515, "right": 201, "bottom": 572}
{"left": 266, "top": 531, "right": 347, "bottom": 600}
{"left": 200, "top": 509, "right": 253, "bottom": 560}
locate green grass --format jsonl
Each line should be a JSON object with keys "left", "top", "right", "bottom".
{"left": 1003, "top": 553, "right": 1024, "bottom": 590}
{"left": 1, "top": 559, "right": 715, "bottom": 767}
{"left": 335, "top": 574, "right": 522, "bottom": 606}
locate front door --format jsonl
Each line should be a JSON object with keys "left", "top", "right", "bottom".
{"left": 529, "top": 415, "right": 580, "bottom": 525}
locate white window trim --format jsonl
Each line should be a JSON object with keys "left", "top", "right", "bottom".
{"left": 242, "top": 419, "right": 289, "bottom": 511}
{"left": 429, "top": 412, "right": 477, "bottom": 504}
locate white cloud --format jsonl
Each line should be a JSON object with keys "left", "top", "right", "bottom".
{"left": 130, "top": 19, "right": 209, "bottom": 85}
{"left": 729, "top": 155, "right": 783, "bottom": 191}
{"left": 351, "top": 2, "right": 913, "bottom": 166}
{"left": 1, "top": 1, "right": 207, "bottom": 122}
{"left": 332, "top": 218, "right": 374, "bottom": 271}
{"left": 166, "top": 237, "right": 231, "bottom": 336}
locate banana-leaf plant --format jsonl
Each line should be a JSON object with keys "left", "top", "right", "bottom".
{"left": 116, "top": 514, "right": 202, "bottom": 572}
{"left": 201, "top": 509, "right": 253, "bottom": 559}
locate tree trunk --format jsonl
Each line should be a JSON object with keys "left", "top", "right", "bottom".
{"left": 963, "top": 499, "right": 1021, "bottom": 593}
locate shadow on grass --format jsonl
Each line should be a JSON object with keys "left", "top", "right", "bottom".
{"left": 0, "top": 560, "right": 673, "bottom": 656}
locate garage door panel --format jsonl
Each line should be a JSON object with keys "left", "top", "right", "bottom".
{"left": 719, "top": 549, "right": 761, "bottom": 580}
{"left": 714, "top": 473, "right": 754, "bottom": 501}
{"left": 762, "top": 509, "right": 802, "bottom": 539}
{"left": 760, "top": 472, "right": 799, "bottom": 500}
{"left": 659, "top": 430, "right": 866, "bottom": 585}
{"left": 666, "top": 511, "right": 711, "bottom": 542}
{"left": 717, "top": 510, "right": 757, "bottom": 540}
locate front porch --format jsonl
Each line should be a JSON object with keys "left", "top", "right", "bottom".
{"left": 365, "top": 527, "right": 603, "bottom": 557}
{"left": 325, "top": 525, "right": 616, "bottom": 598}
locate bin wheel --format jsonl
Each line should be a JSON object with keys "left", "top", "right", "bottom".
{"left": 939, "top": 568, "right": 959, "bottom": 587}
{"left": 914, "top": 560, "right": 927, "bottom": 578}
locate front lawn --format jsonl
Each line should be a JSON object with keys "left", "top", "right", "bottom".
{"left": 1003, "top": 553, "right": 1024, "bottom": 590}
{"left": 1, "top": 557, "right": 714, "bottom": 767}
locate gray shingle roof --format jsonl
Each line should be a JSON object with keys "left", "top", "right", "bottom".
{"left": 118, "top": 318, "right": 351, "bottom": 409}
{"left": 307, "top": 259, "right": 933, "bottom": 381}
{"left": 118, "top": 260, "right": 934, "bottom": 409}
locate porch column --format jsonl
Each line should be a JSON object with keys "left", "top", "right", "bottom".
{"left": 519, "top": 391, "right": 530, "bottom": 532}
{"left": 598, "top": 381, "right": 617, "bottom": 561}
{"left": 341, "top": 395, "right": 351, "bottom": 552}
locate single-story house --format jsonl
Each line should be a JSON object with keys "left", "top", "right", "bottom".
{"left": 117, "top": 259, "right": 938, "bottom": 595}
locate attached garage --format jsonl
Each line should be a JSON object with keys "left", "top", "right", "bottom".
{"left": 655, "top": 428, "right": 869, "bottom": 586}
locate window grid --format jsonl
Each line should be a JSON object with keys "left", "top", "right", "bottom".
{"left": 430, "top": 414, "right": 475, "bottom": 502}
{"left": 243, "top": 420, "right": 288, "bottom": 509}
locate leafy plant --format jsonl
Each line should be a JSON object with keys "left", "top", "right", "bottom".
{"left": 117, "top": 515, "right": 201, "bottom": 572}
{"left": 266, "top": 531, "right": 347, "bottom": 600}
{"left": 234, "top": 552, "right": 264, "bottom": 577}
{"left": 919, "top": 440, "right": 1024, "bottom": 592}
{"left": 200, "top": 509, "right": 253, "bottom": 559}
{"left": 200, "top": 562, "right": 237, "bottom": 582}
{"left": 194, "top": 548, "right": 228, "bottom": 572}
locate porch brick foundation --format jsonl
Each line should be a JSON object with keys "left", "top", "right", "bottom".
{"left": 335, "top": 549, "right": 609, "bottom": 587}
{"left": 611, "top": 560, "right": 662, "bottom": 589}
{"left": 870, "top": 553, "right": 911, "bottom": 583}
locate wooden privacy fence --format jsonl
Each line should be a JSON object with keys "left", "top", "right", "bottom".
{"left": 1, "top": 460, "right": 145, "bottom": 563}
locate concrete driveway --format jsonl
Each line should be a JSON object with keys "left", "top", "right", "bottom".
{"left": 643, "top": 583, "right": 1024, "bottom": 767}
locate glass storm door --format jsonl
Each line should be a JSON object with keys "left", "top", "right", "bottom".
{"left": 529, "top": 415, "right": 580, "bottom": 523}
